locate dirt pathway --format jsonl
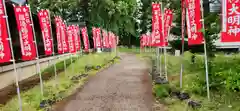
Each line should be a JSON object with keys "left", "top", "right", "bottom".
{"left": 56, "top": 53, "right": 153, "bottom": 111}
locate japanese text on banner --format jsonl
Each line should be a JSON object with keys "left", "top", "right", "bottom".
{"left": 38, "top": 10, "right": 53, "bottom": 55}
{"left": 0, "top": 0, "right": 11, "bottom": 63}
{"left": 67, "top": 26, "right": 76, "bottom": 53}
{"left": 221, "top": 0, "right": 240, "bottom": 42}
{"left": 163, "top": 9, "right": 173, "bottom": 46}
{"left": 152, "top": 3, "right": 163, "bottom": 46}
{"left": 95, "top": 28, "right": 102, "bottom": 48}
{"left": 186, "top": 0, "right": 204, "bottom": 45}
{"left": 14, "top": 6, "right": 36, "bottom": 60}
{"left": 81, "top": 27, "right": 89, "bottom": 52}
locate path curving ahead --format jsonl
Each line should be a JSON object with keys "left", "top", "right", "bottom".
{"left": 55, "top": 53, "right": 153, "bottom": 111}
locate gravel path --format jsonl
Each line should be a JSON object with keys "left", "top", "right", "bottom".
{"left": 56, "top": 53, "right": 153, "bottom": 111}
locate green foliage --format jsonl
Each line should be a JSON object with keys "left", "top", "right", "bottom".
{"left": 163, "top": 52, "right": 240, "bottom": 110}
{"left": 153, "top": 84, "right": 170, "bottom": 98}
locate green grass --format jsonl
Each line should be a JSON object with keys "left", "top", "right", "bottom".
{"left": 118, "top": 46, "right": 141, "bottom": 53}
{"left": 0, "top": 53, "right": 115, "bottom": 111}
{"left": 138, "top": 51, "right": 240, "bottom": 111}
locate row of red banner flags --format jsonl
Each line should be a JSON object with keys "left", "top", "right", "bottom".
{"left": 142, "top": 1, "right": 240, "bottom": 48}
{"left": 140, "top": 3, "right": 173, "bottom": 48}
{"left": 0, "top": 3, "right": 118, "bottom": 63}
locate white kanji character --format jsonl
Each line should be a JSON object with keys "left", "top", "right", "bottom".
{"left": 0, "top": 52, "right": 5, "bottom": 59}
{"left": 188, "top": 2, "right": 195, "bottom": 9}
{"left": 189, "top": 9, "right": 195, "bottom": 17}
{"left": 229, "top": 3, "right": 240, "bottom": 15}
{"left": 191, "top": 33, "right": 198, "bottom": 40}
{"left": 16, "top": 8, "right": 21, "bottom": 12}
{"left": 191, "top": 24, "right": 196, "bottom": 32}
{"left": 42, "top": 18, "right": 46, "bottom": 23}
{"left": 19, "top": 14, "right": 25, "bottom": 21}
{"left": 0, "top": 41, "right": 4, "bottom": 52}
{"left": 0, "top": 9, "right": 3, "bottom": 15}
{"left": 233, "top": 15, "right": 240, "bottom": 25}
{"left": 23, "top": 40, "right": 29, "bottom": 45}
{"left": 25, "top": 51, "right": 32, "bottom": 56}
{"left": 23, "top": 7, "right": 27, "bottom": 12}
{"left": 21, "top": 27, "right": 28, "bottom": 34}
{"left": 39, "top": 12, "right": 43, "bottom": 16}
{"left": 228, "top": 26, "right": 240, "bottom": 36}
{"left": 24, "top": 44, "right": 31, "bottom": 51}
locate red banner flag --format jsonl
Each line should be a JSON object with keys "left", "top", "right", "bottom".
{"left": 61, "top": 22, "right": 69, "bottom": 53}
{"left": 152, "top": 3, "right": 163, "bottom": 46}
{"left": 108, "top": 32, "right": 113, "bottom": 48}
{"left": 102, "top": 29, "right": 109, "bottom": 48}
{"left": 38, "top": 10, "right": 53, "bottom": 55}
{"left": 81, "top": 27, "right": 89, "bottom": 52}
{"left": 146, "top": 34, "right": 150, "bottom": 46}
{"left": 181, "top": 0, "right": 186, "bottom": 48}
{"left": 112, "top": 33, "right": 117, "bottom": 48}
{"left": 186, "top": 0, "right": 204, "bottom": 45}
{"left": 221, "top": 1, "right": 240, "bottom": 42}
{"left": 0, "top": 0, "right": 11, "bottom": 63}
{"left": 55, "top": 16, "right": 64, "bottom": 54}
{"left": 140, "top": 34, "right": 145, "bottom": 48}
{"left": 95, "top": 28, "right": 102, "bottom": 48}
{"left": 92, "top": 27, "right": 97, "bottom": 48}
{"left": 73, "top": 25, "right": 81, "bottom": 51}
{"left": 163, "top": 9, "right": 173, "bottom": 46}
{"left": 67, "top": 26, "right": 76, "bottom": 53}
{"left": 76, "top": 26, "right": 81, "bottom": 51}
{"left": 14, "top": 6, "right": 36, "bottom": 60}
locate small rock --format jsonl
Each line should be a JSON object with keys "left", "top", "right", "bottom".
{"left": 188, "top": 100, "right": 201, "bottom": 109}
{"left": 170, "top": 90, "right": 181, "bottom": 97}
{"left": 177, "top": 92, "right": 190, "bottom": 100}
{"left": 155, "top": 77, "right": 169, "bottom": 84}
{"left": 40, "top": 99, "right": 54, "bottom": 108}
{"left": 95, "top": 65, "right": 101, "bottom": 70}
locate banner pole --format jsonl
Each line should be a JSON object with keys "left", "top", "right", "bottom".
{"left": 159, "top": 47, "right": 162, "bottom": 77}
{"left": 156, "top": 47, "right": 159, "bottom": 72}
{"left": 200, "top": 0, "right": 210, "bottom": 100}
{"left": 6, "top": 2, "right": 22, "bottom": 111}
{"left": 160, "top": 2, "right": 164, "bottom": 78}
{"left": 63, "top": 21, "right": 68, "bottom": 77}
{"left": 64, "top": 54, "right": 67, "bottom": 76}
{"left": 27, "top": 4, "right": 44, "bottom": 96}
{"left": 180, "top": 0, "right": 186, "bottom": 88}
{"left": 164, "top": 27, "right": 171, "bottom": 81}
{"left": 48, "top": 13, "right": 59, "bottom": 86}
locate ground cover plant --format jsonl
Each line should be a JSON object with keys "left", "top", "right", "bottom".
{"left": 150, "top": 51, "right": 240, "bottom": 111}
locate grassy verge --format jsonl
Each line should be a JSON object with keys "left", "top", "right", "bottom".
{"left": 138, "top": 51, "right": 240, "bottom": 111}
{"left": 0, "top": 53, "right": 117, "bottom": 111}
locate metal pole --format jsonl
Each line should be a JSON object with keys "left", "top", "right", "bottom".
{"left": 159, "top": 48, "right": 162, "bottom": 76}
{"left": 71, "top": 54, "right": 74, "bottom": 74}
{"left": 164, "top": 27, "right": 171, "bottom": 81}
{"left": 64, "top": 54, "right": 67, "bottom": 76}
{"left": 164, "top": 47, "right": 168, "bottom": 80}
{"left": 6, "top": 3, "right": 22, "bottom": 111}
{"left": 200, "top": 0, "right": 210, "bottom": 100}
{"left": 160, "top": 2, "right": 164, "bottom": 78}
{"left": 27, "top": 5, "right": 43, "bottom": 96}
{"left": 156, "top": 47, "right": 159, "bottom": 73}
{"left": 47, "top": 12, "right": 58, "bottom": 85}
{"left": 63, "top": 21, "right": 68, "bottom": 77}
{"left": 180, "top": 1, "right": 186, "bottom": 88}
